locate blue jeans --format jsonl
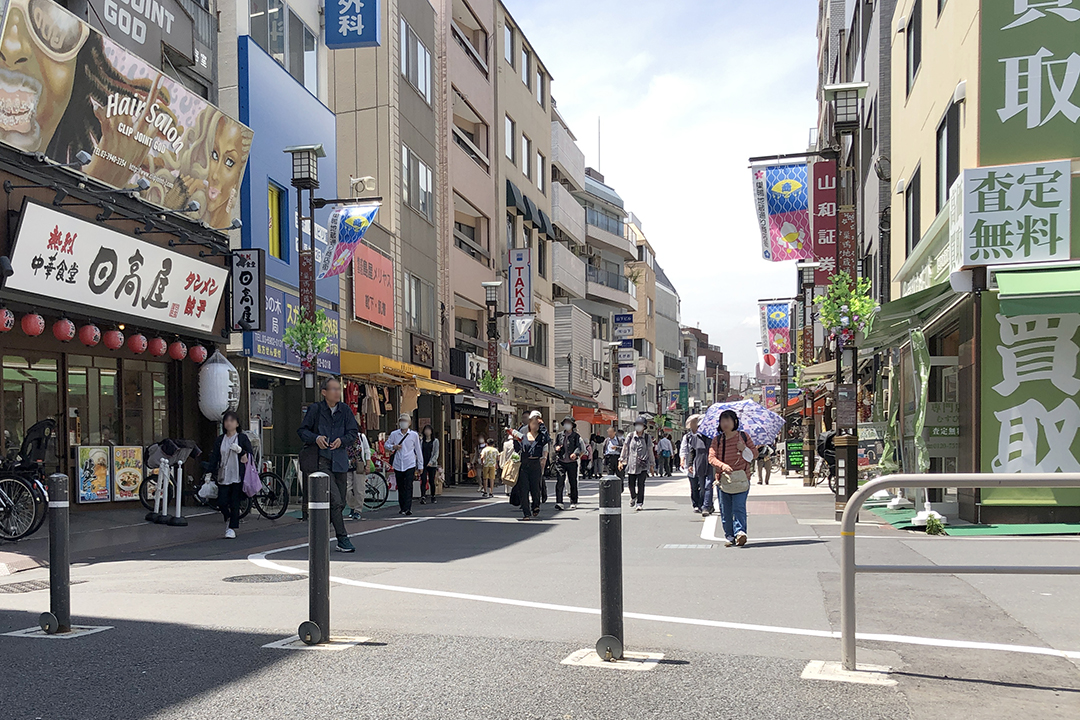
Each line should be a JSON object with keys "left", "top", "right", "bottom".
{"left": 719, "top": 489, "right": 748, "bottom": 540}
{"left": 697, "top": 472, "right": 714, "bottom": 513}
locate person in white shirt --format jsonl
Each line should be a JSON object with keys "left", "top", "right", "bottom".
{"left": 385, "top": 413, "right": 424, "bottom": 516}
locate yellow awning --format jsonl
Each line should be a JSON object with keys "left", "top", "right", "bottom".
{"left": 415, "top": 377, "right": 463, "bottom": 395}
{"left": 340, "top": 352, "right": 431, "bottom": 381}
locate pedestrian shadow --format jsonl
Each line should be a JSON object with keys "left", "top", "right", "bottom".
{"left": 744, "top": 539, "right": 826, "bottom": 548}
{"left": 889, "top": 670, "right": 1080, "bottom": 694}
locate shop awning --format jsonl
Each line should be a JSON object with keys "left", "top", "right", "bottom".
{"left": 863, "top": 282, "right": 956, "bottom": 349}
{"left": 537, "top": 209, "right": 556, "bottom": 238}
{"left": 573, "top": 407, "right": 616, "bottom": 424}
{"left": 801, "top": 360, "right": 835, "bottom": 382}
{"left": 506, "top": 179, "right": 526, "bottom": 215}
{"left": 994, "top": 262, "right": 1080, "bottom": 316}
{"left": 415, "top": 377, "right": 463, "bottom": 395}
{"left": 522, "top": 195, "right": 539, "bottom": 225}
{"left": 514, "top": 378, "right": 599, "bottom": 409}
{"left": 340, "top": 351, "right": 431, "bottom": 384}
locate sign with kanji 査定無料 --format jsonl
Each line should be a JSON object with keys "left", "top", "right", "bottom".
{"left": 5, "top": 201, "right": 228, "bottom": 336}
{"left": 962, "top": 160, "right": 1071, "bottom": 267}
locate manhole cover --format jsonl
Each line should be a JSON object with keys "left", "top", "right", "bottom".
{"left": 0, "top": 579, "right": 86, "bottom": 594}
{"left": 222, "top": 574, "right": 304, "bottom": 584}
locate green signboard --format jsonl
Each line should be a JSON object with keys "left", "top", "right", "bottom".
{"left": 980, "top": 1, "right": 1080, "bottom": 166}
{"left": 981, "top": 292, "right": 1080, "bottom": 505}
{"left": 786, "top": 440, "right": 804, "bottom": 473}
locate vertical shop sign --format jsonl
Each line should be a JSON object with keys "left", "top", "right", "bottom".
{"left": 509, "top": 248, "right": 532, "bottom": 346}
{"left": 811, "top": 160, "right": 838, "bottom": 284}
{"left": 837, "top": 209, "right": 858, "bottom": 283}
{"left": 231, "top": 249, "right": 265, "bottom": 332}
{"left": 325, "top": 0, "right": 381, "bottom": 49}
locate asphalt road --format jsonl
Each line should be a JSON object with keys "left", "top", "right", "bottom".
{"left": 1, "top": 473, "right": 1079, "bottom": 719}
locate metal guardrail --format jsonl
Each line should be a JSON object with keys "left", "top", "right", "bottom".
{"left": 840, "top": 473, "right": 1080, "bottom": 671}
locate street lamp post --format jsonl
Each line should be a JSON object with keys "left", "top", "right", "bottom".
{"left": 482, "top": 281, "right": 503, "bottom": 425}
{"left": 607, "top": 341, "right": 621, "bottom": 429}
{"left": 797, "top": 261, "right": 820, "bottom": 487}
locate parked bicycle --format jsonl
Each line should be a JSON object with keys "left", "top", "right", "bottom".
{"left": 0, "top": 420, "right": 55, "bottom": 541}
{"left": 363, "top": 451, "right": 391, "bottom": 511}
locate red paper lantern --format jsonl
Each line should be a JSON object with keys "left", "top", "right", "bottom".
{"left": 52, "top": 318, "right": 76, "bottom": 342}
{"left": 148, "top": 337, "right": 168, "bottom": 357}
{"left": 189, "top": 345, "right": 208, "bottom": 364}
{"left": 0, "top": 308, "right": 14, "bottom": 332}
{"left": 127, "top": 333, "right": 148, "bottom": 354}
{"left": 103, "top": 330, "right": 125, "bottom": 350}
{"left": 21, "top": 313, "right": 44, "bottom": 336}
{"left": 168, "top": 341, "right": 188, "bottom": 361}
{"left": 78, "top": 324, "right": 101, "bottom": 347}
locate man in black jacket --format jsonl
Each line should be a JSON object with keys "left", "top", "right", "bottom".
{"left": 553, "top": 417, "right": 585, "bottom": 510}
{"left": 298, "top": 377, "right": 360, "bottom": 552}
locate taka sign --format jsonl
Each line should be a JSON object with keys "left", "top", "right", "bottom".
{"left": 5, "top": 200, "right": 227, "bottom": 336}
{"left": 508, "top": 249, "right": 532, "bottom": 346}
{"left": 962, "top": 160, "right": 1071, "bottom": 266}
{"left": 325, "top": 0, "right": 381, "bottom": 49}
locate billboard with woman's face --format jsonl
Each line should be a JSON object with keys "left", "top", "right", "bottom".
{"left": 0, "top": 0, "right": 253, "bottom": 228}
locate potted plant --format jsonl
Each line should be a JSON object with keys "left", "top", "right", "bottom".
{"left": 283, "top": 307, "right": 331, "bottom": 370}
{"left": 813, "top": 271, "right": 878, "bottom": 348}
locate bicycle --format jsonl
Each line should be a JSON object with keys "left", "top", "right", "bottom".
{"left": 363, "top": 454, "right": 390, "bottom": 511}
{"left": 0, "top": 419, "right": 55, "bottom": 541}
{"left": 813, "top": 455, "right": 839, "bottom": 494}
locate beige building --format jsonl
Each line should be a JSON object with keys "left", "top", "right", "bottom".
{"left": 626, "top": 214, "right": 658, "bottom": 416}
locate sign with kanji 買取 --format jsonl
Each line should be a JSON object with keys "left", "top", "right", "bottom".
{"left": 980, "top": 292, "right": 1080, "bottom": 506}
{"left": 325, "top": 0, "right": 381, "bottom": 49}
{"left": 980, "top": 0, "right": 1080, "bottom": 166}
{"left": 962, "top": 160, "right": 1071, "bottom": 267}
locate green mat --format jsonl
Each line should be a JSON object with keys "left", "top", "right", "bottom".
{"left": 868, "top": 507, "right": 1080, "bottom": 536}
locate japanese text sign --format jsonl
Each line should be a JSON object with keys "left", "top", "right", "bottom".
{"left": 325, "top": 0, "right": 381, "bottom": 49}
{"left": 245, "top": 286, "right": 340, "bottom": 374}
{"left": 0, "top": 2, "right": 253, "bottom": 224}
{"left": 837, "top": 208, "right": 858, "bottom": 283}
{"left": 811, "top": 160, "right": 838, "bottom": 285}
{"left": 318, "top": 202, "right": 381, "bottom": 280}
{"left": 509, "top": 248, "right": 532, "bottom": 346}
{"left": 980, "top": 0, "right": 1080, "bottom": 165}
{"left": 231, "top": 249, "right": 265, "bottom": 332}
{"left": 5, "top": 201, "right": 228, "bottom": 335}
{"left": 962, "top": 160, "right": 1071, "bottom": 266}
{"left": 752, "top": 163, "right": 813, "bottom": 262}
{"left": 352, "top": 243, "right": 394, "bottom": 330}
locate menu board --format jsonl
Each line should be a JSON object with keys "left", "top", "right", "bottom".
{"left": 77, "top": 446, "right": 111, "bottom": 503}
{"left": 112, "top": 447, "right": 144, "bottom": 502}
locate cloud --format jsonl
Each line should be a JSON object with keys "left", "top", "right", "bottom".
{"left": 508, "top": 0, "right": 817, "bottom": 373}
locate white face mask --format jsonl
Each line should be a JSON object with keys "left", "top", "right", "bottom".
{"left": 634, "top": 425, "right": 645, "bottom": 433}
{"left": 399, "top": 421, "right": 410, "bottom": 430}
{"left": 563, "top": 424, "right": 573, "bottom": 431}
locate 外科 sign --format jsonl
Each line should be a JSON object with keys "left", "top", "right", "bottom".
{"left": 231, "top": 249, "right": 265, "bottom": 332}
{"left": 245, "top": 286, "right": 340, "bottom": 374}
{"left": 962, "top": 160, "right": 1071, "bottom": 267}
{"left": 5, "top": 201, "right": 228, "bottom": 336}
{"left": 318, "top": 203, "right": 381, "bottom": 280}
{"left": 811, "top": 160, "right": 838, "bottom": 285}
{"left": 325, "top": 0, "right": 382, "bottom": 49}
{"left": 617, "top": 349, "right": 636, "bottom": 364}
{"left": 509, "top": 249, "right": 532, "bottom": 346}
{"left": 980, "top": 0, "right": 1080, "bottom": 165}
{"left": 0, "top": 1, "right": 253, "bottom": 225}
{"left": 353, "top": 243, "right": 394, "bottom": 330}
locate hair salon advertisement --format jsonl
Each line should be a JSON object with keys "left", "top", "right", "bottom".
{"left": 0, "top": 0, "right": 253, "bottom": 226}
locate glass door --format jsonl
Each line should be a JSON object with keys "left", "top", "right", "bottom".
{"left": 2, "top": 353, "right": 60, "bottom": 473}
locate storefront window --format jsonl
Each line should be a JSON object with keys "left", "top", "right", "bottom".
{"left": 66, "top": 356, "right": 119, "bottom": 446}
{"left": 122, "top": 360, "right": 167, "bottom": 448}
{"left": 2, "top": 354, "right": 59, "bottom": 468}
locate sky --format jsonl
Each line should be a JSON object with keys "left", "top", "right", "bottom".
{"left": 509, "top": 0, "right": 820, "bottom": 374}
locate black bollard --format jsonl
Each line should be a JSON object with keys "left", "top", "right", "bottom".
{"left": 40, "top": 473, "right": 71, "bottom": 634}
{"left": 596, "top": 475, "right": 624, "bottom": 660}
{"left": 299, "top": 472, "right": 330, "bottom": 645}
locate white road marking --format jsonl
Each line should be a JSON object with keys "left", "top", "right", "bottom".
{"left": 247, "top": 500, "right": 1080, "bottom": 662}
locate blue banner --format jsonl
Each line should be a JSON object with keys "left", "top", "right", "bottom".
{"left": 325, "top": 0, "right": 381, "bottom": 49}
{"left": 245, "top": 287, "right": 340, "bottom": 375}
{"left": 317, "top": 203, "right": 381, "bottom": 280}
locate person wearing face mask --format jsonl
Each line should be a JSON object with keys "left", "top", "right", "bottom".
{"left": 419, "top": 424, "right": 440, "bottom": 504}
{"left": 603, "top": 426, "right": 624, "bottom": 482}
{"left": 619, "top": 416, "right": 655, "bottom": 511}
{"left": 553, "top": 417, "right": 586, "bottom": 510}
{"left": 205, "top": 410, "right": 253, "bottom": 539}
{"left": 386, "top": 414, "right": 424, "bottom": 516}
{"left": 708, "top": 409, "right": 758, "bottom": 547}
{"left": 509, "top": 410, "right": 549, "bottom": 520}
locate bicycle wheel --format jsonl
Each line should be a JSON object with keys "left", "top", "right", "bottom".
{"left": 254, "top": 472, "right": 290, "bottom": 520}
{"left": 0, "top": 477, "right": 38, "bottom": 541}
{"left": 27, "top": 477, "right": 48, "bottom": 536}
{"left": 364, "top": 471, "right": 388, "bottom": 510}
{"left": 828, "top": 470, "right": 839, "bottom": 495}
{"left": 138, "top": 473, "right": 177, "bottom": 512}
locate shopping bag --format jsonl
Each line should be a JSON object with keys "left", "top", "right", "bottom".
{"left": 501, "top": 461, "right": 519, "bottom": 486}
{"left": 242, "top": 461, "right": 262, "bottom": 497}
{"left": 435, "top": 467, "right": 445, "bottom": 495}
{"left": 197, "top": 476, "right": 218, "bottom": 500}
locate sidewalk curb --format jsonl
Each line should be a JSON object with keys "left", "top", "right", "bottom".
{"left": 0, "top": 552, "right": 45, "bottom": 577}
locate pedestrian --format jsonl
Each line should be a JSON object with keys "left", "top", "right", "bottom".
{"left": 500, "top": 432, "right": 517, "bottom": 495}
{"left": 479, "top": 439, "right": 499, "bottom": 498}
{"left": 708, "top": 409, "right": 758, "bottom": 547}
{"left": 658, "top": 433, "right": 674, "bottom": 476}
{"left": 619, "top": 416, "right": 654, "bottom": 511}
{"left": 419, "top": 424, "right": 440, "bottom": 504}
{"left": 346, "top": 429, "right": 371, "bottom": 520}
{"left": 757, "top": 439, "right": 775, "bottom": 485}
{"left": 510, "top": 410, "right": 549, "bottom": 521}
{"left": 297, "top": 377, "right": 360, "bottom": 553}
{"left": 681, "top": 415, "right": 712, "bottom": 516}
{"left": 603, "top": 426, "right": 623, "bottom": 482}
{"left": 206, "top": 410, "right": 253, "bottom": 539}
{"left": 385, "top": 413, "right": 424, "bottom": 516}
{"left": 554, "top": 416, "right": 586, "bottom": 510}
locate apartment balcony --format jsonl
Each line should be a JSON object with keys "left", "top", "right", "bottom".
{"left": 552, "top": 241, "right": 586, "bottom": 299}
{"left": 551, "top": 119, "right": 585, "bottom": 191}
{"left": 586, "top": 220, "right": 636, "bottom": 260}
{"left": 586, "top": 265, "right": 638, "bottom": 311}
{"left": 551, "top": 182, "right": 585, "bottom": 245}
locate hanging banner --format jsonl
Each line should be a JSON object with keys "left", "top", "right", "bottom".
{"left": 510, "top": 316, "right": 534, "bottom": 346}
{"left": 764, "top": 385, "right": 778, "bottom": 408}
{"left": 0, "top": 1, "right": 253, "bottom": 225}
{"left": 756, "top": 345, "right": 779, "bottom": 380}
{"left": 811, "top": 160, "right": 838, "bottom": 285}
{"left": 619, "top": 365, "right": 637, "bottom": 396}
{"left": 353, "top": 243, "right": 394, "bottom": 330}
{"left": 765, "top": 303, "right": 792, "bottom": 355}
{"left": 509, "top": 248, "right": 532, "bottom": 346}
{"left": 5, "top": 200, "right": 228, "bottom": 336}
{"left": 231, "top": 248, "right": 265, "bottom": 332}
{"left": 753, "top": 166, "right": 772, "bottom": 259}
{"left": 752, "top": 163, "right": 813, "bottom": 262}
{"left": 759, "top": 303, "right": 769, "bottom": 346}
{"left": 318, "top": 203, "right": 381, "bottom": 280}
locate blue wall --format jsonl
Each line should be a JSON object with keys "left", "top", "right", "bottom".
{"left": 238, "top": 36, "right": 338, "bottom": 304}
